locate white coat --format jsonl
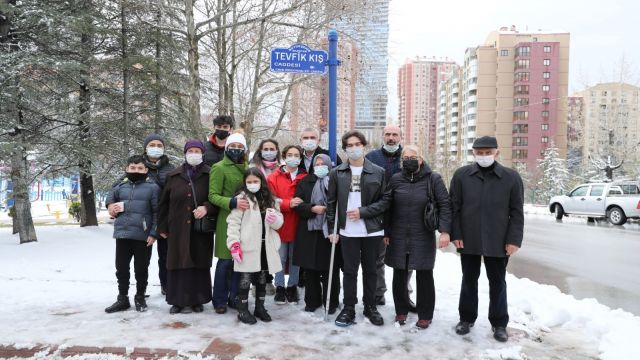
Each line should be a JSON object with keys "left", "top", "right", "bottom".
{"left": 226, "top": 193, "right": 283, "bottom": 274}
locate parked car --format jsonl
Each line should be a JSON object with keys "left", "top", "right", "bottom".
{"left": 549, "top": 182, "right": 640, "bottom": 225}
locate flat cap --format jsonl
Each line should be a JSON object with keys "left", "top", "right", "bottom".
{"left": 472, "top": 136, "right": 498, "bottom": 149}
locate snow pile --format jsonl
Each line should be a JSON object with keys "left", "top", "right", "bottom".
{"left": 0, "top": 225, "right": 638, "bottom": 359}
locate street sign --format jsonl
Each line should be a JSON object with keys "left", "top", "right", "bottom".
{"left": 270, "top": 44, "right": 328, "bottom": 75}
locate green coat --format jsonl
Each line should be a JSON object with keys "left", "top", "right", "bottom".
{"left": 208, "top": 156, "right": 247, "bottom": 259}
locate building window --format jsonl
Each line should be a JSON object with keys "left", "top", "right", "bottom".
{"left": 543, "top": 46, "right": 551, "bottom": 53}
{"left": 541, "top": 136, "right": 549, "bottom": 143}
{"left": 542, "top": 85, "right": 550, "bottom": 92}
{"left": 542, "top": 110, "right": 550, "bottom": 117}
{"left": 514, "top": 85, "right": 530, "bottom": 95}
{"left": 542, "top": 124, "right": 549, "bottom": 131}
{"left": 513, "top": 137, "right": 528, "bottom": 146}
{"left": 543, "top": 72, "right": 550, "bottom": 79}
{"left": 543, "top": 59, "right": 550, "bottom": 66}
{"left": 515, "top": 59, "right": 530, "bottom": 69}
{"left": 514, "top": 98, "right": 529, "bottom": 106}
{"left": 516, "top": 46, "right": 530, "bottom": 56}
{"left": 515, "top": 72, "right": 530, "bottom": 82}
{"left": 542, "top": 97, "right": 550, "bottom": 104}
{"left": 513, "top": 149, "right": 528, "bottom": 159}
{"left": 513, "top": 124, "right": 529, "bottom": 134}
{"left": 602, "top": 91, "right": 608, "bottom": 96}
{"left": 513, "top": 111, "right": 529, "bottom": 121}
{"left": 500, "top": 49, "right": 509, "bottom": 56}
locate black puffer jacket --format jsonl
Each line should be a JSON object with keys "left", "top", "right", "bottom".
{"left": 384, "top": 165, "right": 451, "bottom": 270}
{"left": 144, "top": 154, "right": 175, "bottom": 189}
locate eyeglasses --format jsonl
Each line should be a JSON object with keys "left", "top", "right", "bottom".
{"left": 402, "top": 156, "right": 419, "bottom": 161}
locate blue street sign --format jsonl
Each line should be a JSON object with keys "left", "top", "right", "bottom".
{"left": 270, "top": 44, "right": 328, "bottom": 74}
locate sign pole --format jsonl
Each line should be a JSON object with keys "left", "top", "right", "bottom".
{"left": 328, "top": 29, "right": 339, "bottom": 163}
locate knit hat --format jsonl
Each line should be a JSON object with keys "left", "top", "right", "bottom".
{"left": 225, "top": 133, "right": 247, "bottom": 150}
{"left": 144, "top": 133, "right": 165, "bottom": 148}
{"left": 313, "top": 153, "right": 333, "bottom": 171}
{"left": 184, "top": 139, "right": 205, "bottom": 153}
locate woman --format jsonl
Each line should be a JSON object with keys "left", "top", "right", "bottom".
{"left": 250, "top": 139, "right": 282, "bottom": 179}
{"left": 157, "top": 140, "right": 215, "bottom": 314}
{"left": 226, "top": 168, "right": 283, "bottom": 324}
{"left": 384, "top": 144, "right": 452, "bottom": 329}
{"left": 267, "top": 145, "right": 307, "bottom": 304}
{"left": 208, "top": 132, "right": 249, "bottom": 314}
{"left": 292, "top": 154, "right": 341, "bottom": 314}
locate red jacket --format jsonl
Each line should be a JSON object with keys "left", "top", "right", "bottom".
{"left": 267, "top": 166, "right": 307, "bottom": 242}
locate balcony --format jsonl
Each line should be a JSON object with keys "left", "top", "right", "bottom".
{"left": 449, "top": 145, "right": 458, "bottom": 152}
{"left": 468, "top": 95, "right": 477, "bottom": 103}
{"left": 467, "top": 131, "right": 476, "bottom": 138}
{"left": 468, "top": 82, "right": 477, "bottom": 91}
{"left": 467, "top": 107, "right": 477, "bottom": 115}
{"left": 467, "top": 118, "right": 476, "bottom": 126}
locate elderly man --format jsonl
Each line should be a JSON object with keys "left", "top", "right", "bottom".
{"left": 298, "top": 127, "right": 342, "bottom": 175}
{"left": 449, "top": 136, "right": 524, "bottom": 342}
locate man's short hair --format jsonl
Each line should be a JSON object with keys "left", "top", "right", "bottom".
{"left": 127, "top": 155, "right": 146, "bottom": 167}
{"left": 341, "top": 130, "right": 368, "bottom": 150}
{"left": 213, "top": 115, "right": 235, "bottom": 128}
{"left": 300, "top": 127, "right": 320, "bottom": 138}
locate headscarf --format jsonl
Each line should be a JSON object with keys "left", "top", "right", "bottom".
{"left": 308, "top": 154, "right": 333, "bottom": 237}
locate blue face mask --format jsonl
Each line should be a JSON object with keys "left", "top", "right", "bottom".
{"left": 314, "top": 165, "right": 329, "bottom": 178}
{"left": 146, "top": 147, "right": 164, "bottom": 158}
{"left": 345, "top": 146, "right": 364, "bottom": 161}
{"left": 226, "top": 149, "right": 245, "bottom": 163}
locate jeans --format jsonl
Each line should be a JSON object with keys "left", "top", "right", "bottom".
{"left": 458, "top": 254, "right": 509, "bottom": 327}
{"left": 212, "top": 259, "right": 239, "bottom": 308}
{"left": 274, "top": 242, "right": 299, "bottom": 287}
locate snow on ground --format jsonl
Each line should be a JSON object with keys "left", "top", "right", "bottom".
{"left": 1, "top": 225, "right": 639, "bottom": 359}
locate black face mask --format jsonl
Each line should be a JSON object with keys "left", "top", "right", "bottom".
{"left": 126, "top": 172, "right": 146, "bottom": 183}
{"left": 402, "top": 159, "right": 420, "bottom": 173}
{"left": 226, "top": 149, "right": 245, "bottom": 163}
{"left": 215, "top": 129, "right": 230, "bottom": 140}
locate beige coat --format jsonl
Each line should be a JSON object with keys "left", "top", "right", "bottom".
{"left": 226, "top": 193, "right": 283, "bottom": 274}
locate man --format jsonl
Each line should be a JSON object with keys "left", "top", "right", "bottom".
{"left": 449, "top": 136, "right": 524, "bottom": 342}
{"left": 327, "top": 130, "right": 389, "bottom": 327}
{"left": 299, "top": 127, "right": 342, "bottom": 175}
{"left": 204, "top": 115, "right": 235, "bottom": 166}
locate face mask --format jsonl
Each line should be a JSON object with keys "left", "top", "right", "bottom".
{"left": 185, "top": 153, "right": 203, "bottom": 166}
{"left": 402, "top": 159, "right": 420, "bottom": 173}
{"left": 314, "top": 165, "right": 329, "bottom": 178}
{"left": 126, "top": 172, "right": 146, "bottom": 183}
{"left": 345, "top": 147, "right": 364, "bottom": 161}
{"left": 215, "top": 129, "right": 230, "bottom": 140}
{"left": 301, "top": 139, "right": 318, "bottom": 152}
{"left": 261, "top": 150, "right": 278, "bottom": 161}
{"left": 146, "top": 147, "right": 164, "bottom": 158}
{"left": 226, "top": 149, "right": 245, "bottom": 163}
{"left": 285, "top": 156, "right": 301, "bottom": 168}
{"left": 383, "top": 143, "right": 399, "bottom": 153}
{"left": 246, "top": 183, "right": 261, "bottom": 193}
{"left": 475, "top": 155, "right": 496, "bottom": 168}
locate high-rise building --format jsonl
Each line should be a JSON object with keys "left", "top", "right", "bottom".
{"left": 437, "top": 68, "right": 463, "bottom": 159}
{"left": 397, "top": 57, "right": 458, "bottom": 153}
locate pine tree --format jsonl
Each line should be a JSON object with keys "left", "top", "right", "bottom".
{"left": 537, "top": 145, "right": 571, "bottom": 203}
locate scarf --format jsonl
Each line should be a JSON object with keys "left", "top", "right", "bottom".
{"left": 307, "top": 176, "right": 330, "bottom": 238}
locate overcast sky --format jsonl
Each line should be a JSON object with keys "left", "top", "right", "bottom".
{"left": 386, "top": 0, "right": 640, "bottom": 120}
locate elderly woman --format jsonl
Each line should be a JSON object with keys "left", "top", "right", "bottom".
{"left": 384, "top": 144, "right": 452, "bottom": 329}
{"left": 157, "top": 140, "right": 215, "bottom": 314}
{"left": 292, "top": 154, "right": 341, "bottom": 314}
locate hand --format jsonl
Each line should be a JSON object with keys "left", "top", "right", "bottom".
{"left": 265, "top": 209, "right": 277, "bottom": 224}
{"left": 453, "top": 240, "right": 464, "bottom": 249}
{"left": 146, "top": 236, "right": 156, "bottom": 247}
{"left": 289, "top": 197, "right": 303, "bottom": 208}
{"left": 160, "top": 233, "right": 168, "bottom": 239}
{"left": 438, "top": 232, "right": 450, "bottom": 249}
{"left": 193, "top": 206, "right": 207, "bottom": 219}
{"left": 107, "top": 204, "right": 119, "bottom": 217}
{"left": 311, "top": 205, "right": 326, "bottom": 215}
{"left": 346, "top": 208, "right": 360, "bottom": 221}
{"left": 230, "top": 242, "right": 243, "bottom": 263}
{"left": 505, "top": 244, "right": 520, "bottom": 256}
{"left": 329, "top": 234, "right": 340, "bottom": 244}
{"left": 237, "top": 197, "right": 250, "bottom": 210}
{"left": 383, "top": 236, "right": 390, "bottom": 246}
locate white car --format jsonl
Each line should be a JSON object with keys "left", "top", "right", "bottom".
{"left": 549, "top": 182, "right": 640, "bottom": 225}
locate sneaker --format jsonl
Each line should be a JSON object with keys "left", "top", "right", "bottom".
{"left": 363, "top": 305, "right": 384, "bottom": 326}
{"left": 105, "top": 295, "right": 130, "bottom": 313}
{"left": 285, "top": 287, "right": 299, "bottom": 304}
{"left": 274, "top": 286, "right": 287, "bottom": 305}
{"left": 415, "top": 319, "right": 431, "bottom": 329}
{"left": 192, "top": 304, "right": 204, "bottom": 313}
{"left": 492, "top": 326, "right": 509, "bottom": 342}
{"left": 134, "top": 295, "right": 147, "bottom": 312}
{"left": 169, "top": 305, "right": 182, "bottom": 314}
{"left": 375, "top": 295, "right": 386, "bottom": 306}
{"left": 455, "top": 321, "right": 474, "bottom": 335}
{"left": 395, "top": 314, "right": 407, "bottom": 325}
{"left": 335, "top": 307, "right": 356, "bottom": 327}
{"left": 265, "top": 283, "right": 276, "bottom": 296}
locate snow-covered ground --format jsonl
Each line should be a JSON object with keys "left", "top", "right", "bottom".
{"left": 1, "top": 225, "right": 639, "bottom": 359}
{"left": 0, "top": 200, "right": 110, "bottom": 225}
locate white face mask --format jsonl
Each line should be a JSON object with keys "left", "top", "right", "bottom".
{"left": 346, "top": 147, "right": 364, "bottom": 161}
{"left": 146, "top": 147, "right": 164, "bottom": 158}
{"left": 246, "top": 183, "right": 261, "bottom": 193}
{"left": 475, "top": 155, "right": 495, "bottom": 168}
{"left": 261, "top": 150, "right": 278, "bottom": 161}
{"left": 185, "top": 153, "right": 203, "bottom": 166}
{"left": 301, "top": 139, "right": 318, "bottom": 152}
{"left": 285, "top": 156, "right": 301, "bottom": 168}
{"left": 383, "top": 143, "right": 399, "bottom": 153}
{"left": 314, "top": 165, "right": 329, "bottom": 178}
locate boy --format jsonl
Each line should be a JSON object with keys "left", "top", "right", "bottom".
{"left": 105, "top": 155, "right": 160, "bottom": 313}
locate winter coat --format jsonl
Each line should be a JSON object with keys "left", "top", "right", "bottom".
{"left": 327, "top": 159, "right": 389, "bottom": 236}
{"left": 383, "top": 166, "right": 452, "bottom": 270}
{"left": 267, "top": 166, "right": 308, "bottom": 242}
{"left": 144, "top": 154, "right": 175, "bottom": 189}
{"left": 292, "top": 174, "right": 342, "bottom": 271}
{"left": 449, "top": 162, "right": 524, "bottom": 257}
{"left": 106, "top": 177, "right": 160, "bottom": 241}
{"left": 157, "top": 164, "right": 216, "bottom": 270}
{"left": 208, "top": 155, "right": 248, "bottom": 259}
{"left": 299, "top": 147, "right": 342, "bottom": 175}
{"left": 365, "top": 146, "right": 402, "bottom": 183}
{"left": 226, "top": 193, "right": 283, "bottom": 274}
{"left": 204, "top": 135, "right": 226, "bottom": 166}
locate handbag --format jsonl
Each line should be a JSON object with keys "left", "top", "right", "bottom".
{"left": 189, "top": 179, "right": 217, "bottom": 234}
{"left": 423, "top": 173, "right": 439, "bottom": 232}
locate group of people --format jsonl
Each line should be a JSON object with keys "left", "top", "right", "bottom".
{"left": 104, "top": 115, "right": 524, "bottom": 343}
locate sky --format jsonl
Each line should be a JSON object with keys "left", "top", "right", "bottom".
{"left": 386, "top": 0, "right": 640, "bottom": 120}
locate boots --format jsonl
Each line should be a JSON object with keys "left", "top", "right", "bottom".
{"left": 105, "top": 295, "right": 130, "bottom": 313}
{"left": 236, "top": 295, "right": 257, "bottom": 325}
{"left": 134, "top": 294, "right": 147, "bottom": 312}
{"left": 254, "top": 293, "right": 272, "bottom": 322}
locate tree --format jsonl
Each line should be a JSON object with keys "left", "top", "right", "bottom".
{"left": 537, "top": 145, "right": 571, "bottom": 203}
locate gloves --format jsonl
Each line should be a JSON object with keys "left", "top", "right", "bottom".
{"left": 229, "top": 242, "right": 243, "bottom": 263}
{"left": 265, "top": 210, "right": 277, "bottom": 225}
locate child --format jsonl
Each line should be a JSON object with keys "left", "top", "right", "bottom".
{"left": 226, "top": 168, "right": 283, "bottom": 324}
{"left": 105, "top": 155, "right": 160, "bottom": 313}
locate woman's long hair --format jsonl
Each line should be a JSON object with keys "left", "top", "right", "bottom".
{"left": 237, "top": 167, "right": 275, "bottom": 211}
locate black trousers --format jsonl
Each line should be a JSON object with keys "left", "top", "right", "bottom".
{"left": 393, "top": 268, "right": 435, "bottom": 320}
{"left": 340, "top": 235, "right": 382, "bottom": 307}
{"left": 237, "top": 271, "right": 267, "bottom": 299}
{"left": 304, "top": 268, "right": 340, "bottom": 309}
{"left": 458, "top": 254, "right": 509, "bottom": 327}
{"left": 115, "top": 238, "right": 152, "bottom": 296}
{"left": 155, "top": 236, "right": 168, "bottom": 289}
